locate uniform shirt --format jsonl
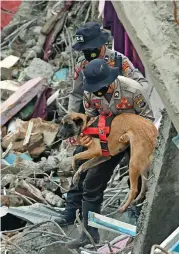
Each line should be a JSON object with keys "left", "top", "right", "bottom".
{"left": 68, "top": 47, "right": 149, "bottom": 113}
{"left": 83, "top": 76, "right": 155, "bottom": 121}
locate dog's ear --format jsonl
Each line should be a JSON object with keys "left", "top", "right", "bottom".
{"left": 73, "top": 117, "right": 84, "bottom": 126}
{"left": 70, "top": 113, "right": 88, "bottom": 131}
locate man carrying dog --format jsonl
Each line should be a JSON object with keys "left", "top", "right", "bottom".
{"left": 68, "top": 22, "right": 149, "bottom": 114}
{"left": 58, "top": 22, "right": 154, "bottom": 249}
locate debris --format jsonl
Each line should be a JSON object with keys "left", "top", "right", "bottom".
{"left": 42, "top": 190, "right": 64, "bottom": 207}
{"left": 24, "top": 58, "right": 54, "bottom": 80}
{"left": 88, "top": 212, "right": 136, "bottom": 237}
{"left": 1, "top": 194, "right": 24, "bottom": 207}
{"left": 2, "top": 132, "right": 45, "bottom": 158}
{"left": 47, "top": 89, "right": 60, "bottom": 106}
{"left": 0, "top": 206, "right": 9, "bottom": 218}
{"left": 52, "top": 68, "right": 69, "bottom": 82}
{"left": 153, "top": 226, "right": 179, "bottom": 253}
{"left": 2, "top": 142, "right": 13, "bottom": 158}
{"left": 0, "top": 80, "right": 21, "bottom": 100}
{"left": 23, "top": 121, "right": 33, "bottom": 146}
{"left": 0, "top": 2, "right": 138, "bottom": 253}
{"left": 0, "top": 77, "right": 46, "bottom": 126}
{"left": 2, "top": 203, "right": 65, "bottom": 224}
{"left": 4, "top": 152, "right": 32, "bottom": 166}
{"left": 1, "top": 174, "right": 17, "bottom": 188}
{"left": 0, "top": 55, "right": 20, "bottom": 80}
{"left": 16, "top": 180, "right": 47, "bottom": 204}
{"left": 172, "top": 134, "right": 179, "bottom": 149}
{"left": 97, "top": 235, "right": 131, "bottom": 254}
{"left": 1, "top": 125, "right": 7, "bottom": 138}
{"left": 2, "top": 118, "right": 59, "bottom": 154}
{"left": 1, "top": 221, "right": 72, "bottom": 254}
{"left": 0, "top": 55, "right": 19, "bottom": 69}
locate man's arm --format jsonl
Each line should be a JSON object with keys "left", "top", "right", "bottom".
{"left": 121, "top": 53, "right": 149, "bottom": 92}
{"left": 133, "top": 88, "right": 155, "bottom": 122}
{"left": 68, "top": 67, "right": 84, "bottom": 113}
{"left": 83, "top": 92, "right": 99, "bottom": 117}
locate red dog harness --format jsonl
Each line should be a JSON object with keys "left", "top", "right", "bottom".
{"left": 82, "top": 115, "right": 115, "bottom": 156}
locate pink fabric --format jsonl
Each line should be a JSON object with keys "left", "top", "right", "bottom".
{"left": 98, "top": 237, "right": 130, "bottom": 254}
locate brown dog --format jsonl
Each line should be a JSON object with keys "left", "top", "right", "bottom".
{"left": 59, "top": 112, "right": 158, "bottom": 212}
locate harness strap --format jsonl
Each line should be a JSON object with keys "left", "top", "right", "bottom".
{"left": 82, "top": 127, "right": 110, "bottom": 135}
{"left": 82, "top": 115, "right": 111, "bottom": 156}
{"left": 98, "top": 115, "right": 110, "bottom": 156}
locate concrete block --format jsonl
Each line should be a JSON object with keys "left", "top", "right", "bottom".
{"left": 133, "top": 110, "right": 179, "bottom": 254}
{"left": 25, "top": 58, "right": 54, "bottom": 80}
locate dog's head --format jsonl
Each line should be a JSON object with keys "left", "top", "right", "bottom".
{"left": 58, "top": 113, "right": 89, "bottom": 140}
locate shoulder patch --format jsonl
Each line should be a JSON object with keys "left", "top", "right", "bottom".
{"left": 133, "top": 94, "right": 146, "bottom": 108}
{"left": 122, "top": 60, "right": 133, "bottom": 76}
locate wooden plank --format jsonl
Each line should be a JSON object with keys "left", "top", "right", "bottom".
{"left": 88, "top": 212, "right": 136, "bottom": 237}
{"left": 0, "top": 77, "right": 45, "bottom": 126}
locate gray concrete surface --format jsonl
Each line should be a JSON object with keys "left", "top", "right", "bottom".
{"left": 112, "top": 1, "right": 179, "bottom": 133}
{"left": 132, "top": 110, "right": 179, "bottom": 254}
{"left": 146, "top": 72, "right": 164, "bottom": 123}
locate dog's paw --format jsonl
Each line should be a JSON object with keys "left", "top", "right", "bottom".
{"left": 72, "top": 172, "right": 80, "bottom": 185}
{"left": 119, "top": 205, "right": 128, "bottom": 213}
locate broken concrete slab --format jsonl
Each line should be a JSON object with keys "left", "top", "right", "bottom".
{"left": 0, "top": 77, "right": 46, "bottom": 126}
{"left": 6, "top": 221, "right": 73, "bottom": 254}
{"left": 24, "top": 58, "right": 54, "bottom": 80}
{"left": 133, "top": 111, "right": 179, "bottom": 254}
{"left": 111, "top": 1, "right": 179, "bottom": 133}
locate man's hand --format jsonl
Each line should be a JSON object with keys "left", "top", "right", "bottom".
{"left": 66, "top": 137, "right": 77, "bottom": 145}
{"left": 78, "top": 133, "right": 92, "bottom": 147}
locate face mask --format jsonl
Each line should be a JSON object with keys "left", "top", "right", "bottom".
{"left": 83, "top": 48, "right": 101, "bottom": 62}
{"left": 93, "top": 86, "right": 109, "bottom": 97}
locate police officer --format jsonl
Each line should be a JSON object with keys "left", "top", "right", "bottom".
{"left": 64, "top": 59, "right": 154, "bottom": 249}
{"left": 57, "top": 21, "right": 151, "bottom": 236}
{"left": 68, "top": 21, "right": 149, "bottom": 114}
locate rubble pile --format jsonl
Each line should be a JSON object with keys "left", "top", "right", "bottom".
{"left": 1, "top": 1, "right": 135, "bottom": 253}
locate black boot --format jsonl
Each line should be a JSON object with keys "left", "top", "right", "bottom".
{"left": 55, "top": 208, "right": 81, "bottom": 226}
{"left": 66, "top": 201, "right": 100, "bottom": 249}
